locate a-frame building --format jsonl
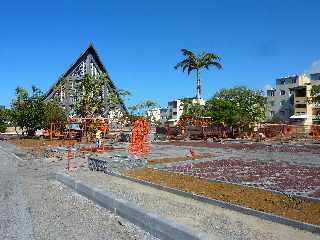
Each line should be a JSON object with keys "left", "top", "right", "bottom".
{"left": 45, "top": 44, "right": 127, "bottom": 117}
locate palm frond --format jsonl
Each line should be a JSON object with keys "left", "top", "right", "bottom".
{"left": 181, "top": 49, "right": 198, "bottom": 63}
{"left": 174, "top": 59, "right": 191, "bottom": 69}
{"left": 203, "top": 60, "right": 223, "bottom": 70}
{"left": 175, "top": 49, "right": 222, "bottom": 77}
{"left": 187, "top": 66, "right": 196, "bottom": 75}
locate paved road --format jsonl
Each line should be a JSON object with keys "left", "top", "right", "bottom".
{"left": 0, "top": 142, "right": 157, "bottom": 240}
{"left": 0, "top": 146, "right": 34, "bottom": 240}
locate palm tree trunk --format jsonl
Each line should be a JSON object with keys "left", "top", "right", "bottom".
{"left": 196, "top": 69, "right": 201, "bottom": 99}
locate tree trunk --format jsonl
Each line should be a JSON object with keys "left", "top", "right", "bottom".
{"left": 14, "top": 126, "right": 20, "bottom": 137}
{"left": 196, "top": 69, "right": 201, "bottom": 99}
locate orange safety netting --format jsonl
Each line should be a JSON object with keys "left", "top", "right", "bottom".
{"left": 177, "top": 115, "right": 213, "bottom": 129}
{"left": 258, "top": 123, "right": 320, "bottom": 140}
{"left": 128, "top": 118, "right": 150, "bottom": 156}
{"left": 96, "top": 119, "right": 109, "bottom": 135}
{"left": 310, "top": 125, "right": 320, "bottom": 140}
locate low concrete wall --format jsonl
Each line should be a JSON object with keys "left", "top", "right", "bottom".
{"left": 49, "top": 172, "right": 210, "bottom": 240}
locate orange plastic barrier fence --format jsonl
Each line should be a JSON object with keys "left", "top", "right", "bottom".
{"left": 128, "top": 118, "right": 150, "bottom": 156}
{"left": 258, "top": 123, "right": 320, "bottom": 140}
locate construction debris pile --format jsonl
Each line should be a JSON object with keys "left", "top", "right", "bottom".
{"left": 88, "top": 154, "right": 147, "bottom": 173}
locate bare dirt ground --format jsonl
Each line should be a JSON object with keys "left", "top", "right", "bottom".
{"left": 126, "top": 168, "right": 320, "bottom": 226}
{"left": 161, "top": 157, "right": 320, "bottom": 198}
{"left": 5, "top": 138, "right": 320, "bottom": 239}
{"left": 156, "top": 140, "right": 320, "bottom": 154}
{"left": 152, "top": 141, "right": 320, "bottom": 198}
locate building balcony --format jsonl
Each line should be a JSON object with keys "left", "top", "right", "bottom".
{"left": 295, "top": 108, "right": 307, "bottom": 115}
{"left": 294, "top": 97, "right": 307, "bottom": 104}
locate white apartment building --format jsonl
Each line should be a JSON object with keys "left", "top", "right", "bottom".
{"left": 266, "top": 74, "right": 309, "bottom": 121}
{"left": 167, "top": 97, "right": 205, "bottom": 126}
{"left": 146, "top": 108, "right": 161, "bottom": 123}
{"left": 146, "top": 107, "right": 169, "bottom": 125}
{"left": 159, "top": 108, "right": 168, "bottom": 124}
{"left": 266, "top": 73, "right": 320, "bottom": 125}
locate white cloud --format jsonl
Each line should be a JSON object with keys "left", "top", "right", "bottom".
{"left": 308, "top": 59, "right": 320, "bottom": 74}
{"left": 262, "top": 84, "right": 273, "bottom": 96}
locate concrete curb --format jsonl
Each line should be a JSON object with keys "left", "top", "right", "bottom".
{"left": 49, "top": 171, "right": 210, "bottom": 240}
{"left": 103, "top": 171, "right": 320, "bottom": 235}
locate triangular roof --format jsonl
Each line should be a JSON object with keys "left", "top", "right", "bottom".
{"left": 45, "top": 44, "right": 127, "bottom": 112}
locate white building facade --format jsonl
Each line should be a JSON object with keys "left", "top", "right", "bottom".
{"left": 167, "top": 98, "right": 205, "bottom": 126}
{"left": 266, "top": 73, "right": 320, "bottom": 124}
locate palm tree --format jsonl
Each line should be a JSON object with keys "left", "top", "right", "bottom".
{"left": 174, "top": 49, "right": 222, "bottom": 100}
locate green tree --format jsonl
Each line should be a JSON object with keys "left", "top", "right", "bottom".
{"left": 71, "top": 73, "right": 129, "bottom": 118}
{"left": 74, "top": 74, "right": 109, "bottom": 117}
{"left": 129, "top": 100, "right": 158, "bottom": 116}
{"left": 182, "top": 102, "right": 205, "bottom": 119}
{"left": 105, "top": 88, "right": 131, "bottom": 116}
{"left": 211, "top": 86, "right": 266, "bottom": 131}
{"left": 43, "top": 100, "right": 68, "bottom": 131}
{"left": 10, "top": 86, "right": 45, "bottom": 136}
{"left": 174, "top": 49, "right": 222, "bottom": 99}
{"left": 205, "top": 98, "right": 239, "bottom": 126}
{"left": 10, "top": 86, "right": 68, "bottom": 137}
{"left": 309, "top": 85, "right": 320, "bottom": 104}
{"left": 0, "top": 106, "right": 9, "bottom": 133}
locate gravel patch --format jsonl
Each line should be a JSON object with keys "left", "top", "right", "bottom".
{"left": 89, "top": 155, "right": 147, "bottom": 173}
{"left": 150, "top": 144, "right": 320, "bottom": 167}
{"left": 25, "top": 180, "right": 158, "bottom": 240}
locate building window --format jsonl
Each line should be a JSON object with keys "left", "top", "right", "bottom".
{"left": 292, "top": 78, "right": 296, "bottom": 84}
{"left": 72, "top": 61, "right": 85, "bottom": 77}
{"left": 169, "top": 102, "right": 177, "bottom": 108}
{"left": 280, "top": 110, "right": 285, "bottom": 116}
{"left": 267, "top": 90, "right": 275, "bottom": 97}
{"left": 280, "top": 90, "right": 286, "bottom": 96}
{"left": 296, "top": 88, "right": 306, "bottom": 97}
{"left": 280, "top": 100, "right": 286, "bottom": 106}
{"left": 270, "top": 111, "right": 275, "bottom": 117}
{"left": 295, "top": 104, "right": 306, "bottom": 108}
{"left": 280, "top": 80, "right": 285, "bottom": 85}
{"left": 311, "top": 73, "right": 320, "bottom": 81}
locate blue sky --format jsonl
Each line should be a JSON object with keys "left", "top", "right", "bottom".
{"left": 1, "top": 0, "right": 320, "bottom": 108}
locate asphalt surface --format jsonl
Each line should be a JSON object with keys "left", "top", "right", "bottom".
{"left": 0, "top": 142, "right": 157, "bottom": 240}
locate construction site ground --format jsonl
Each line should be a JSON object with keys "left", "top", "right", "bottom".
{"left": 69, "top": 168, "right": 319, "bottom": 240}
{"left": 0, "top": 141, "right": 157, "bottom": 240}
{"left": 4, "top": 137, "right": 320, "bottom": 239}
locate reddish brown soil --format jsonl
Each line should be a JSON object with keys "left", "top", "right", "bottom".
{"left": 9, "top": 139, "right": 78, "bottom": 149}
{"left": 126, "top": 168, "right": 320, "bottom": 226}
{"left": 164, "top": 158, "right": 320, "bottom": 198}
{"left": 9, "top": 139, "right": 124, "bottom": 156}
